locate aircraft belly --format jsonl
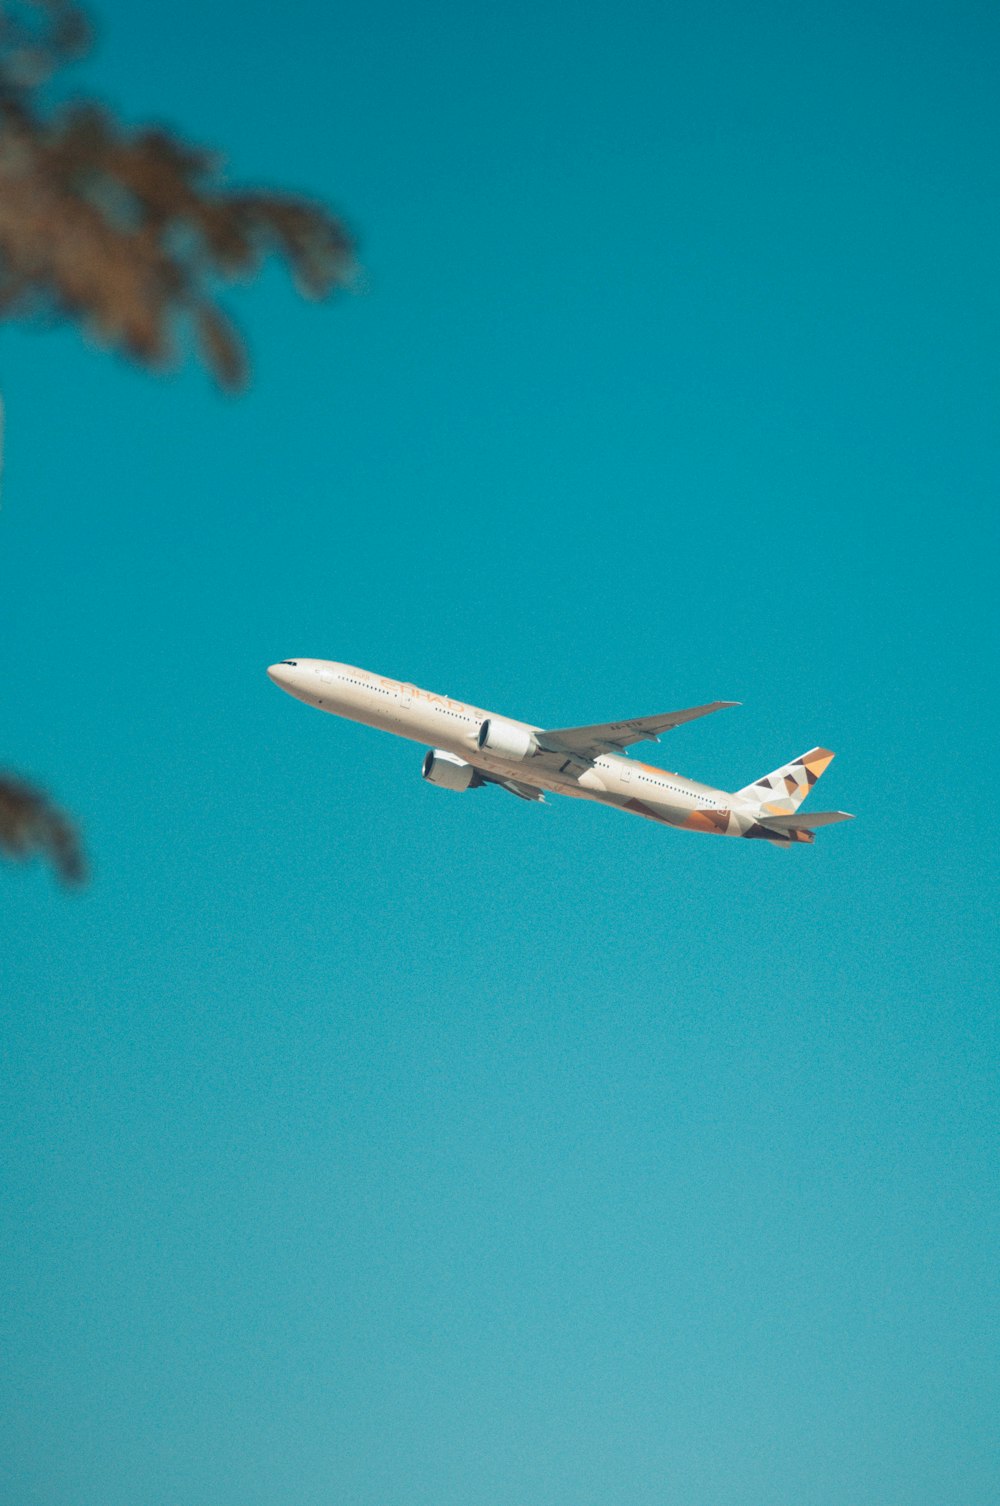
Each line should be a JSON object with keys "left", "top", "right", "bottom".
{"left": 359, "top": 707, "right": 402, "bottom": 735}
{"left": 619, "top": 797, "right": 689, "bottom": 828}
{"left": 322, "top": 695, "right": 394, "bottom": 736}
{"left": 617, "top": 796, "right": 750, "bottom": 835}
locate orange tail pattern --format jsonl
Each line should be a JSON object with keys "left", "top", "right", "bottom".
{"left": 737, "top": 747, "right": 834, "bottom": 816}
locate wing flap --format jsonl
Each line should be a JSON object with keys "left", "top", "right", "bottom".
{"left": 537, "top": 701, "right": 739, "bottom": 758}
{"left": 481, "top": 772, "right": 546, "bottom": 802}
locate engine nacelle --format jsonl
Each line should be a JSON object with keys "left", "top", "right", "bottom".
{"left": 477, "top": 717, "right": 537, "bottom": 762}
{"left": 422, "top": 748, "right": 479, "bottom": 792}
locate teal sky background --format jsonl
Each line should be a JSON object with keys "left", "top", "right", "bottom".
{"left": 2, "top": 2, "right": 998, "bottom": 1503}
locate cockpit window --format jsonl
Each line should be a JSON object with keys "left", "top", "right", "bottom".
{"left": 281, "top": 660, "right": 298, "bottom": 666}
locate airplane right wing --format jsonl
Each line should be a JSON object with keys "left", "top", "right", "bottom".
{"left": 536, "top": 701, "right": 739, "bottom": 759}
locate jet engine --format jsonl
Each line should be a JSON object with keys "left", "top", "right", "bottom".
{"left": 421, "top": 748, "right": 481, "bottom": 791}
{"left": 477, "top": 718, "right": 537, "bottom": 761}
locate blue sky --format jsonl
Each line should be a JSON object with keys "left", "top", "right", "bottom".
{"left": 1, "top": 2, "right": 997, "bottom": 1503}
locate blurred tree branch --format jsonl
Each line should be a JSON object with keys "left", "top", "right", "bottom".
{"left": 0, "top": 773, "right": 85, "bottom": 883}
{"left": 0, "top": 0, "right": 354, "bottom": 388}
{"left": 0, "top": 0, "right": 356, "bottom": 882}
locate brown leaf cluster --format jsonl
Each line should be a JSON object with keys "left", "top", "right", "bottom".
{"left": 0, "top": 0, "right": 354, "bottom": 388}
{"left": 0, "top": 771, "right": 85, "bottom": 882}
{"left": 1, "top": 5, "right": 358, "bottom": 887}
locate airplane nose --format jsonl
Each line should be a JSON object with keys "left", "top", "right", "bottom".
{"left": 267, "top": 661, "right": 300, "bottom": 690}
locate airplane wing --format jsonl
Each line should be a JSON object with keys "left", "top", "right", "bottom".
{"left": 536, "top": 701, "right": 739, "bottom": 759}
{"left": 758, "top": 810, "right": 855, "bottom": 832}
{"left": 481, "top": 772, "right": 546, "bottom": 802}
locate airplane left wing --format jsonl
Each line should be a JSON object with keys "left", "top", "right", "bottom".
{"left": 536, "top": 701, "right": 739, "bottom": 759}
{"left": 481, "top": 772, "right": 546, "bottom": 802}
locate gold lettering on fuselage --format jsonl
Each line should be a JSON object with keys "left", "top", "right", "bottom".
{"left": 388, "top": 679, "right": 475, "bottom": 718}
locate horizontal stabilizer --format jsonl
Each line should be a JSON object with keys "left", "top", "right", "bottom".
{"left": 758, "top": 810, "right": 854, "bottom": 833}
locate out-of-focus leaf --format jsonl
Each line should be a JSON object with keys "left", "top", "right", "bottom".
{"left": 0, "top": 1, "right": 355, "bottom": 389}
{"left": 0, "top": 772, "right": 86, "bottom": 883}
{"left": 195, "top": 303, "right": 247, "bottom": 391}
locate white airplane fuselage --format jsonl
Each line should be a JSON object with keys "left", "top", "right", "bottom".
{"left": 266, "top": 659, "right": 808, "bottom": 842}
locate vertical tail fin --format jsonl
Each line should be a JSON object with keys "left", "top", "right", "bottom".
{"left": 737, "top": 747, "right": 835, "bottom": 814}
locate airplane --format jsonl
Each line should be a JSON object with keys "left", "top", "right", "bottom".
{"left": 266, "top": 660, "right": 854, "bottom": 847}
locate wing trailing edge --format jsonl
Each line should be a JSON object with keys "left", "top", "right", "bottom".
{"left": 536, "top": 701, "right": 740, "bottom": 759}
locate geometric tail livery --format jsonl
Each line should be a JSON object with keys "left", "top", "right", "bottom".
{"left": 737, "top": 746, "right": 836, "bottom": 816}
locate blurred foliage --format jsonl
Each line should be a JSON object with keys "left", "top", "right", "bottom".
{"left": 0, "top": 0, "right": 354, "bottom": 388}
{"left": 0, "top": 0, "right": 355, "bottom": 882}
{"left": 0, "top": 773, "right": 86, "bottom": 884}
